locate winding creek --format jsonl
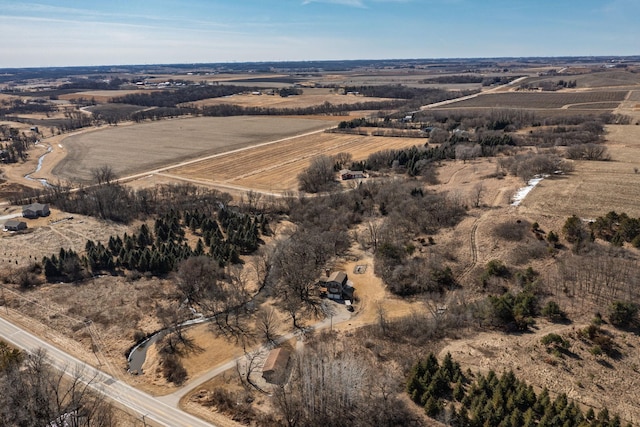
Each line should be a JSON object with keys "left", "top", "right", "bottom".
{"left": 127, "top": 315, "right": 208, "bottom": 374}
{"left": 24, "top": 144, "right": 52, "bottom": 187}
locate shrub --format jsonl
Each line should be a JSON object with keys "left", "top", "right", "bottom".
{"left": 541, "top": 301, "right": 566, "bottom": 322}
{"left": 161, "top": 354, "right": 187, "bottom": 385}
{"left": 608, "top": 301, "right": 639, "bottom": 328}
{"left": 493, "top": 220, "right": 529, "bottom": 241}
{"left": 541, "top": 333, "right": 569, "bottom": 351}
{"left": 488, "top": 290, "right": 537, "bottom": 331}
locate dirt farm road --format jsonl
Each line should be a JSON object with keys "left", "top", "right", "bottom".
{"left": 0, "top": 315, "right": 217, "bottom": 427}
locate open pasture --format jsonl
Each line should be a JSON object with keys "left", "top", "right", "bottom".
{"left": 181, "top": 88, "right": 392, "bottom": 109}
{"left": 437, "top": 91, "right": 628, "bottom": 110}
{"left": 167, "top": 133, "right": 426, "bottom": 192}
{"left": 519, "top": 124, "right": 640, "bottom": 219}
{"left": 52, "top": 116, "right": 336, "bottom": 183}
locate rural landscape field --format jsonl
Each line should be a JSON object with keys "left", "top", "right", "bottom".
{"left": 2, "top": 55, "right": 640, "bottom": 427}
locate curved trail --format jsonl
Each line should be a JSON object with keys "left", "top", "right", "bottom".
{"left": 458, "top": 221, "right": 479, "bottom": 281}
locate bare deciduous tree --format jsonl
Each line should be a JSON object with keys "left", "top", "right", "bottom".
{"left": 297, "top": 155, "right": 337, "bottom": 193}
{"left": 255, "top": 306, "right": 280, "bottom": 344}
{"left": 0, "top": 349, "right": 114, "bottom": 426}
{"left": 471, "top": 183, "right": 485, "bottom": 208}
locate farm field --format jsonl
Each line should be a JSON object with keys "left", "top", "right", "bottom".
{"left": 436, "top": 90, "right": 628, "bottom": 110}
{"left": 51, "top": 116, "right": 338, "bottom": 183}
{"left": 181, "top": 88, "right": 393, "bottom": 109}
{"left": 519, "top": 69, "right": 640, "bottom": 89}
{"left": 58, "top": 89, "right": 158, "bottom": 103}
{"left": 566, "top": 102, "right": 621, "bottom": 109}
{"left": 519, "top": 124, "right": 640, "bottom": 219}
{"left": 166, "top": 133, "right": 428, "bottom": 192}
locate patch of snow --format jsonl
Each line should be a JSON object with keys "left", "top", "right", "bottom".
{"left": 511, "top": 175, "right": 547, "bottom": 206}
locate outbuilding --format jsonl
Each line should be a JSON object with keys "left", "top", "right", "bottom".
{"left": 4, "top": 220, "right": 27, "bottom": 231}
{"left": 22, "top": 203, "right": 50, "bottom": 218}
{"left": 262, "top": 347, "right": 291, "bottom": 384}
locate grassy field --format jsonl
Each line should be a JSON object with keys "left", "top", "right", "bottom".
{"left": 520, "top": 124, "right": 640, "bottom": 219}
{"left": 166, "top": 133, "right": 427, "bottom": 192}
{"left": 52, "top": 116, "right": 338, "bottom": 183}
{"left": 437, "top": 91, "right": 628, "bottom": 110}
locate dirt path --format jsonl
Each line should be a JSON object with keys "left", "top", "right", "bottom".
{"left": 457, "top": 221, "right": 479, "bottom": 281}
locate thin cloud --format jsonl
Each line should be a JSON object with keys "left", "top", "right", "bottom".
{"left": 302, "top": 0, "right": 366, "bottom": 7}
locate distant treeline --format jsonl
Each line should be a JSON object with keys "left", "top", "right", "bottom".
{"left": 112, "top": 84, "right": 262, "bottom": 108}
{"left": 58, "top": 77, "right": 130, "bottom": 91}
{"left": 421, "top": 75, "right": 485, "bottom": 84}
{"left": 343, "top": 85, "right": 476, "bottom": 101}
{"left": 0, "top": 98, "right": 55, "bottom": 115}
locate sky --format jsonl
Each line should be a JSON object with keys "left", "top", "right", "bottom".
{"left": 0, "top": 0, "right": 638, "bottom": 68}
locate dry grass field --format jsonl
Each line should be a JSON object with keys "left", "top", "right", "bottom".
{"left": 58, "top": 89, "right": 158, "bottom": 103}
{"left": 51, "top": 116, "right": 337, "bottom": 183}
{"left": 521, "top": 69, "right": 640, "bottom": 89}
{"left": 440, "top": 320, "right": 640, "bottom": 423}
{"left": 520, "top": 124, "right": 640, "bottom": 219}
{"left": 181, "top": 88, "right": 393, "bottom": 109}
{"left": 436, "top": 91, "right": 628, "bottom": 110}
{"left": 166, "top": 133, "right": 428, "bottom": 192}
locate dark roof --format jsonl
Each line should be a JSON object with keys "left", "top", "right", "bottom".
{"left": 4, "top": 219, "right": 26, "bottom": 229}
{"left": 23, "top": 202, "right": 48, "bottom": 211}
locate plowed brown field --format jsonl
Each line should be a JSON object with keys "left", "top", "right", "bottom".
{"left": 52, "top": 116, "right": 337, "bottom": 183}
{"left": 167, "top": 133, "right": 427, "bottom": 192}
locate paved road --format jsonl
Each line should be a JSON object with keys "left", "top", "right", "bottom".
{"left": 0, "top": 315, "right": 215, "bottom": 427}
{"left": 159, "top": 302, "right": 352, "bottom": 407}
{"left": 419, "top": 76, "right": 528, "bottom": 111}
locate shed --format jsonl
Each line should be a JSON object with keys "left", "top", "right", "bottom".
{"left": 4, "top": 220, "right": 27, "bottom": 231}
{"left": 22, "top": 203, "right": 50, "bottom": 218}
{"left": 262, "top": 347, "right": 291, "bottom": 384}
